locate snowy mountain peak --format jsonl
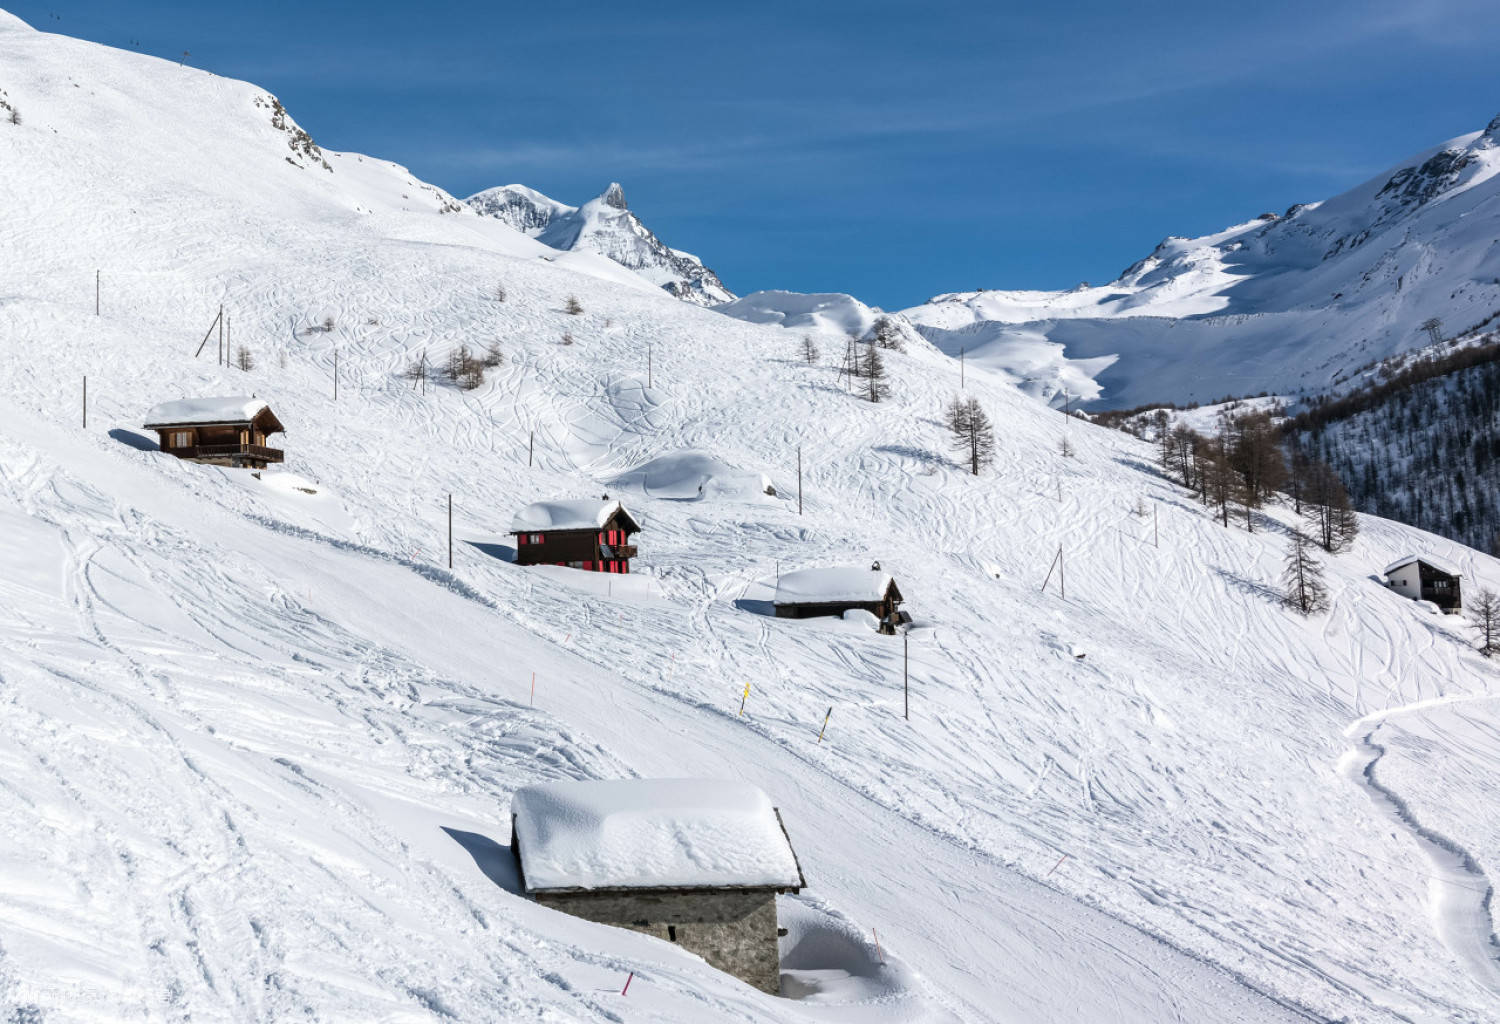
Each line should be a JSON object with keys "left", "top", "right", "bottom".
{"left": 466, "top": 181, "right": 735, "bottom": 306}
{"left": 601, "top": 181, "right": 628, "bottom": 209}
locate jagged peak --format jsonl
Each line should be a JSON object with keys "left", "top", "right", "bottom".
{"left": 601, "top": 182, "right": 627, "bottom": 210}
{"left": 1485, "top": 112, "right": 1500, "bottom": 139}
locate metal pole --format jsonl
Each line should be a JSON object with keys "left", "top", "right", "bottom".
{"left": 448, "top": 494, "right": 452, "bottom": 568}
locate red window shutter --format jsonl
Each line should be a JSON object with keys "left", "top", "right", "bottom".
{"left": 518, "top": 534, "right": 526, "bottom": 546}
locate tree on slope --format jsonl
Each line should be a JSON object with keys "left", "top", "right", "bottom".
{"left": 1469, "top": 588, "right": 1500, "bottom": 657}
{"left": 564, "top": 294, "right": 583, "bottom": 315}
{"left": 1302, "top": 459, "right": 1359, "bottom": 553}
{"left": 860, "top": 343, "right": 890, "bottom": 403}
{"left": 872, "top": 315, "right": 906, "bottom": 351}
{"left": 1282, "top": 529, "right": 1330, "bottom": 615}
{"left": 946, "top": 395, "right": 996, "bottom": 475}
{"left": 800, "top": 334, "right": 819, "bottom": 364}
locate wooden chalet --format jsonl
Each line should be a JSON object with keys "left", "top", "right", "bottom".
{"left": 510, "top": 498, "right": 640, "bottom": 573}
{"left": 144, "top": 397, "right": 285, "bottom": 470}
{"left": 510, "top": 778, "right": 805, "bottom": 995}
{"left": 1383, "top": 555, "right": 1463, "bottom": 613}
{"left": 773, "top": 564, "right": 907, "bottom": 634}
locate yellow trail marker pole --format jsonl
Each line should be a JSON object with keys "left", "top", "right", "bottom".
{"left": 738, "top": 683, "right": 750, "bottom": 716}
{"left": 817, "top": 706, "right": 832, "bottom": 744}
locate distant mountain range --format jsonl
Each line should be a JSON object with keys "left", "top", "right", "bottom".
{"left": 467, "top": 182, "right": 735, "bottom": 307}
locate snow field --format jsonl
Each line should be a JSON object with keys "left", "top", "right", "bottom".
{"left": 2, "top": 12, "right": 1500, "bottom": 1023}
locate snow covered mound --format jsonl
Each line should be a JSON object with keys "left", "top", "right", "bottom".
{"left": 902, "top": 113, "right": 1500, "bottom": 408}
{"left": 468, "top": 182, "right": 735, "bottom": 306}
{"left": 715, "top": 290, "right": 881, "bottom": 337}
{"left": 511, "top": 778, "right": 803, "bottom": 892}
{"left": 609, "top": 451, "right": 775, "bottom": 502}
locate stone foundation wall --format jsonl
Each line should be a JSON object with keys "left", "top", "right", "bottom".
{"left": 535, "top": 889, "right": 781, "bottom": 994}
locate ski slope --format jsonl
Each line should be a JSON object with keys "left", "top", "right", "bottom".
{"left": 3, "top": 11, "right": 1500, "bottom": 1022}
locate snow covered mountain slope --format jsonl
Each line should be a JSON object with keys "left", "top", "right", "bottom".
{"left": 4, "top": 10, "right": 1500, "bottom": 1023}
{"left": 903, "top": 115, "right": 1500, "bottom": 409}
{"left": 469, "top": 182, "right": 736, "bottom": 306}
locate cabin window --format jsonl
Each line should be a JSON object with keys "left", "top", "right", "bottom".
{"left": 170, "top": 431, "right": 192, "bottom": 448}
{"left": 528, "top": 533, "right": 544, "bottom": 545}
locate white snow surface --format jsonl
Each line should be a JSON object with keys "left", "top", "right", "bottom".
{"left": 3, "top": 12, "right": 1500, "bottom": 1024}
{"left": 610, "top": 450, "right": 776, "bottom": 502}
{"left": 142, "top": 395, "right": 272, "bottom": 426}
{"left": 510, "top": 498, "right": 630, "bottom": 533}
{"left": 511, "top": 778, "right": 803, "bottom": 892}
{"left": 774, "top": 568, "right": 895, "bottom": 606}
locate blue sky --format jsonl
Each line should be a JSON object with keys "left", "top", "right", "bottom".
{"left": 16, "top": 0, "right": 1500, "bottom": 308}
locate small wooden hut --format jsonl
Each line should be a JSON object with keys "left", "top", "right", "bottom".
{"left": 510, "top": 498, "right": 640, "bottom": 573}
{"left": 144, "top": 397, "right": 285, "bottom": 470}
{"left": 773, "top": 565, "right": 906, "bottom": 634}
{"left": 510, "top": 778, "right": 805, "bottom": 995}
{"left": 1383, "top": 555, "right": 1463, "bottom": 613}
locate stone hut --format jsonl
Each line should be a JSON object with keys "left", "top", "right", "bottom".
{"left": 510, "top": 778, "right": 805, "bottom": 994}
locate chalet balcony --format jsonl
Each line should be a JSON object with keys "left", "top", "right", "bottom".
{"left": 173, "top": 443, "right": 285, "bottom": 464}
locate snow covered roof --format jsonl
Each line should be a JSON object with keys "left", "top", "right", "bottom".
{"left": 511, "top": 778, "right": 804, "bottom": 893}
{"left": 144, "top": 396, "right": 278, "bottom": 429}
{"left": 774, "top": 567, "right": 898, "bottom": 606}
{"left": 1383, "top": 554, "right": 1461, "bottom": 578}
{"left": 509, "top": 499, "right": 637, "bottom": 534}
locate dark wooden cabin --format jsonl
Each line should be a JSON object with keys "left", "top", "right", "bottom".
{"left": 144, "top": 397, "right": 285, "bottom": 470}
{"left": 773, "top": 565, "right": 906, "bottom": 634}
{"left": 1384, "top": 555, "right": 1463, "bottom": 613}
{"left": 510, "top": 498, "right": 640, "bottom": 573}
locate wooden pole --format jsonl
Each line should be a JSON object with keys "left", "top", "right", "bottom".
{"left": 333, "top": 347, "right": 338, "bottom": 401}
{"left": 530, "top": 671, "right": 535, "bottom": 706}
{"left": 873, "top": 928, "right": 885, "bottom": 965}
{"left": 1154, "top": 505, "right": 1159, "bottom": 548}
{"left": 218, "top": 304, "right": 224, "bottom": 365}
{"left": 648, "top": 344, "right": 652, "bottom": 388}
{"left": 797, "top": 445, "right": 802, "bottom": 515}
{"left": 960, "top": 346, "right": 964, "bottom": 389}
{"left": 528, "top": 430, "right": 534, "bottom": 467}
{"left": 82, "top": 375, "right": 87, "bottom": 428}
{"left": 817, "top": 706, "right": 832, "bottom": 744}
{"left": 447, "top": 494, "right": 453, "bottom": 568}
{"left": 1060, "top": 545, "right": 1065, "bottom": 600}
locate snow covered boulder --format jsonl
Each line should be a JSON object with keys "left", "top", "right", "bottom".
{"left": 510, "top": 778, "right": 805, "bottom": 994}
